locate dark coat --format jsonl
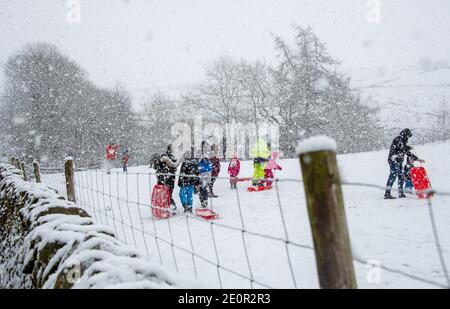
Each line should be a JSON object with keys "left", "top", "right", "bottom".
{"left": 210, "top": 157, "right": 221, "bottom": 177}
{"left": 404, "top": 150, "right": 419, "bottom": 173}
{"left": 387, "top": 130, "right": 412, "bottom": 164}
{"left": 178, "top": 158, "right": 199, "bottom": 187}
{"left": 154, "top": 148, "right": 178, "bottom": 187}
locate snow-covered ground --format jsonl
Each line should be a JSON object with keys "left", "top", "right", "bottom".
{"left": 41, "top": 142, "right": 450, "bottom": 289}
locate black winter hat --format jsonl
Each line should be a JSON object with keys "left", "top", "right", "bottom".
{"left": 400, "top": 128, "right": 412, "bottom": 138}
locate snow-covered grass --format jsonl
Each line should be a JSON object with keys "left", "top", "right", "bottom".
{"left": 41, "top": 142, "right": 450, "bottom": 288}
{"left": 0, "top": 164, "right": 199, "bottom": 289}
{"left": 296, "top": 135, "right": 337, "bottom": 154}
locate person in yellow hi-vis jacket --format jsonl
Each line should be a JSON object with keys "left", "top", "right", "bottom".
{"left": 250, "top": 138, "right": 270, "bottom": 186}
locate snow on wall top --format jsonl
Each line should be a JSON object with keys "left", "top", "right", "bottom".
{"left": 0, "top": 163, "right": 199, "bottom": 289}
{"left": 296, "top": 135, "right": 337, "bottom": 155}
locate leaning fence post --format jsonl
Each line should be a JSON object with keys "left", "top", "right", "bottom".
{"left": 297, "top": 136, "right": 357, "bottom": 289}
{"left": 20, "top": 161, "right": 28, "bottom": 181}
{"left": 33, "top": 160, "right": 41, "bottom": 183}
{"left": 65, "top": 157, "right": 76, "bottom": 203}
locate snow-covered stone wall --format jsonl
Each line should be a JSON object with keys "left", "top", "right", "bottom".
{"left": 0, "top": 163, "right": 196, "bottom": 289}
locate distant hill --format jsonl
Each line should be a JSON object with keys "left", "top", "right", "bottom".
{"left": 348, "top": 66, "right": 450, "bottom": 132}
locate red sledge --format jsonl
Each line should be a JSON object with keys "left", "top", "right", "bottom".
{"left": 247, "top": 186, "right": 272, "bottom": 192}
{"left": 195, "top": 208, "right": 219, "bottom": 220}
{"left": 151, "top": 184, "right": 171, "bottom": 219}
{"left": 410, "top": 165, "right": 433, "bottom": 199}
{"left": 237, "top": 177, "right": 252, "bottom": 182}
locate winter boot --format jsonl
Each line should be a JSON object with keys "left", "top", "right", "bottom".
{"left": 384, "top": 192, "right": 396, "bottom": 199}
{"left": 171, "top": 202, "right": 177, "bottom": 212}
{"left": 201, "top": 201, "right": 208, "bottom": 208}
{"left": 398, "top": 192, "right": 406, "bottom": 198}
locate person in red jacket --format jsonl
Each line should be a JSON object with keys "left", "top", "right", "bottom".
{"left": 227, "top": 152, "right": 240, "bottom": 189}
{"left": 209, "top": 144, "right": 221, "bottom": 197}
{"left": 264, "top": 151, "right": 282, "bottom": 187}
{"left": 121, "top": 150, "right": 129, "bottom": 173}
{"left": 105, "top": 143, "right": 119, "bottom": 174}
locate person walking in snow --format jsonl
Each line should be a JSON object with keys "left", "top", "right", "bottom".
{"left": 150, "top": 144, "right": 183, "bottom": 210}
{"left": 209, "top": 144, "right": 221, "bottom": 197}
{"left": 197, "top": 154, "right": 213, "bottom": 208}
{"left": 178, "top": 147, "right": 199, "bottom": 213}
{"left": 227, "top": 152, "right": 240, "bottom": 189}
{"left": 384, "top": 128, "right": 413, "bottom": 199}
{"left": 121, "top": 150, "right": 129, "bottom": 173}
{"left": 264, "top": 151, "right": 282, "bottom": 188}
{"left": 403, "top": 146, "right": 425, "bottom": 194}
{"left": 250, "top": 138, "right": 270, "bottom": 187}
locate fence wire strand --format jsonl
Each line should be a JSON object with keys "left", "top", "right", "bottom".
{"left": 37, "top": 164, "right": 450, "bottom": 289}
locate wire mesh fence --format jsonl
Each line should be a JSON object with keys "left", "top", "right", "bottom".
{"left": 36, "top": 163, "right": 450, "bottom": 289}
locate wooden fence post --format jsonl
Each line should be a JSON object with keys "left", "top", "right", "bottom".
{"left": 14, "top": 158, "right": 21, "bottom": 169}
{"left": 20, "top": 161, "right": 28, "bottom": 181}
{"left": 298, "top": 137, "right": 357, "bottom": 289}
{"left": 65, "top": 158, "right": 76, "bottom": 203}
{"left": 10, "top": 156, "right": 17, "bottom": 166}
{"left": 33, "top": 160, "right": 41, "bottom": 183}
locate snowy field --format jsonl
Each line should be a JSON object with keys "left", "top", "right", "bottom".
{"left": 41, "top": 142, "right": 450, "bottom": 289}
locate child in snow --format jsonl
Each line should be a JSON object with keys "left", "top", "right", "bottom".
{"left": 403, "top": 147, "right": 425, "bottom": 194}
{"left": 250, "top": 138, "right": 270, "bottom": 186}
{"left": 227, "top": 152, "right": 240, "bottom": 189}
{"left": 197, "top": 154, "right": 213, "bottom": 208}
{"left": 121, "top": 150, "right": 129, "bottom": 173}
{"left": 209, "top": 144, "right": 221, "bottom": 197}
{"left": 264, "top": 151, "right": 282, "bottom": 187}
{"left": 178, "top": 147, "right": 198, "bottom": 213}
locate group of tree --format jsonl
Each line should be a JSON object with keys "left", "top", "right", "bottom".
{"left": 1, "top": 26, "right": 390, "bottom": 166}
{"left": 0, "top": 42, "right": 138, "bottom": 166}
{"left": 182, "top": 26, "right": 384, "bottom": 156}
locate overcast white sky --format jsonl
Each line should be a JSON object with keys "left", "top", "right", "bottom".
{"left": 1, "top": 0, "right": 449, "bottom": 100}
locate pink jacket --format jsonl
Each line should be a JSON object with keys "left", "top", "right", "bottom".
{"left": 228, "top": 156, "right": 240, "bottom": 177}
{"left": 265, "top": 151, "right": 282, "bottom": 171}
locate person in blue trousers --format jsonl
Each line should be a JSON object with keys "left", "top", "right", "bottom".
{"left": 384, "top": 128, "right": 413, "bottom": 199}
{"left": 197, "top": 154, "right": 213, "bottom": 208}
{"left": 178, "top": 147, "right": 198, "bottom": 213}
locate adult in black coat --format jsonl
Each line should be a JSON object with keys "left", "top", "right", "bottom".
{"left": 384, "top": 128, "right": 412, "bottom": 199}
{"left": 150, "top": 145, "right": 183, "bottom": 209}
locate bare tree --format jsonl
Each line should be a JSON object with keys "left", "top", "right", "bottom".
{"left": 0, "top": 42, "right": 138, "bottom": 165}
